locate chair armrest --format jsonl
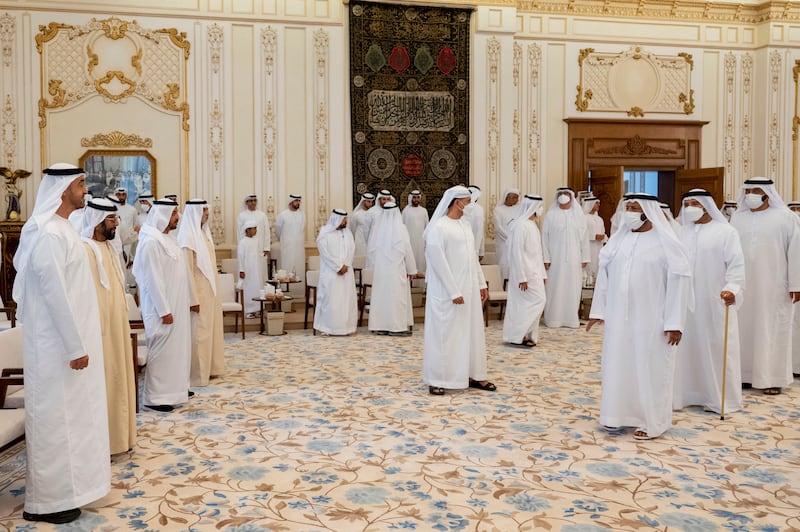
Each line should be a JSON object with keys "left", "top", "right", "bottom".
{"left": 1, "top": 368, "right": 23, "bottom": 377}
{"left": 129, "top": 320, "right": 145, "bottom": 330}
{"left": 0, "top": 375, "right": 24, "bottom": 408}
{"left": 236, "top": 288, "right": 244, "bottom": 309}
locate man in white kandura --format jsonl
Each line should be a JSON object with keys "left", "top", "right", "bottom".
{"left": 369, "top": 202, "right": 417, "bottom": 336}
{"left": 350, "top": 192, "right": 375, "bottom": 257}
{"left": 730, "top": 178, "right": 800, "bottom": 395}
{"left": 582, "top": 196, "right": 606, "bottom": 285}
{"left": 586, "top": 193, "right": 691, "bottom": 440}
{"left": 423, "top": 185, "right": 494, "bottom": 396}
{"left": 275, "top": 194, "right": 306, "bottom": 291}
{"left": 791, "top": 201, "right": 800, "bottom": 376}
{"left": 238, "top": 220, "right": 264, "bottom": 317}
{"left": 237, "top": 194, "right": 270, "bottom": 281}
{"left": 464, "top": 185, "right": 485, "bottom": 261}
{"left": 673, "top": 189, "right": 745, "bottom": 414}
{"left": 660, "top": 203, "right": 681, "bottom": 234}
{"left": 314, "top": 209, "right": 358, "bottom": 336}
{"left": 363, "top": 189, "right": 393, "bottom": 266}
{"left": 402, "top": 189, "right": 428, "bottom": 274}
{"left": 81, "top": 198, "right": 136, "bottom": 456}
{"left": 179, "top": 199, "right": 225, "bottom": 386}
{"left": 13, "top": 163, "right": 109, "bottom": 524}
{"left": 502, "top": 194, "right": 547, "bottom": 348}
{"left": 542, "top": 187, "right": 589, "bottom": 328}
{"left": 132, "top": 199, "right": 194, "bottom": 412}
{"left": 722, "top": 201, "right": 737, "bottom": 222}
{"left": 493, "top": 187, "right": 520, "bottom": 280}
{"left": 115, "top": 187, "right": 139, "bottom": 262}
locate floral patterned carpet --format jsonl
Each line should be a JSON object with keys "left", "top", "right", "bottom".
{"left": 0, "top": 323, "right": 798, "bottom": 531}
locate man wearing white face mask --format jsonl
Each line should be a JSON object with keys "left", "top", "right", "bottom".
{"left": 542, "top": 187, "right": 589, "bottom": 328}
{"left": 721, "top": 201, "right": 737, "bottom": 222}
{"left": 673, "top": 189, "right": 745, "bottom": 414}
{"left": 730, "top": 178, "right": 800, "bottom": 395}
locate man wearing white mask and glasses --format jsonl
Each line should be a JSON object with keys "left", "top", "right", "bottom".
{"left": 673, "top": 189, "right": 745, "bottom": 414}
{"left": 730, "top": 178, "right": 800, "bottom": 395}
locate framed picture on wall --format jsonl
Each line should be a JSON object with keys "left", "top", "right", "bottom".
{"left": 78, "top": 150, "right": 156, "bottom": 206}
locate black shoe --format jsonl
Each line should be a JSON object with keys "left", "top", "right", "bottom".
{"left": 188, "top": 391, "right": 195, "bottom": 397}
{"left": 144, "top": 404, "right": 174, "bottom": 412}
{"left": 23, "top": 508, "right": 81, "bottom": 524}
{"left": 742, "top": 383, "right": 752, "bottom": 390}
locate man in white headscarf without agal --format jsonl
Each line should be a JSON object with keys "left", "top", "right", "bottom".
{"left": 314, "top": 209, "right": 358, "bottom": 335}
{"left": 587, "top": 193, "right": 691, "bottom": 440}
{"left": 464, "top": 185, "right": 485, "bottom": 260}
{"left": 582, "top": 196, "right": 606, "bottom": 284}
{"left": 237, "top": 194, "right": 271, "bottom": 281}
{"left": 369, "top": 202, "right": 417, "bottom": 336}
{"left": 179, "top": 199, "right": 225, "bottom": 386}
{"left": 13, "top": 163, "right": 110, "bottom": 524}
{"left": 402, "top": 190, "right": 428, "bottom": 274}
{"left": 350, "top": 192, "right": 375, "bottom": 257}
{"left": 730, "top": 178, "right": 800, "bottom": 395}
{"left": 493, "top": 187, "right": 520, "bottom": 279}
{"left": 542, "top": 187, "right": 589, "bottom": 328}
{"left": 423, "top": 185, "right": 494, "bottom": 396}
{"left": 81, "top": 198, "right": 136, "bottom": 456}
{"left": 673, "top": 189, "right": 745, "bottom": 414}
{"left": 502, "top": 194, "right": 547, "bottom": 348}
{"left": 132, "top": 199, "right": 194, "bottom": 412}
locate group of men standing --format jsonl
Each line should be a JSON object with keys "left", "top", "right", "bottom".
{"left": 12, "top": 164, "right": 226, "bottom": 524}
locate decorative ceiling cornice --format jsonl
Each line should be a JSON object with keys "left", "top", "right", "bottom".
{"left": 515, "top": 0, "right": 800, "bottom": 24}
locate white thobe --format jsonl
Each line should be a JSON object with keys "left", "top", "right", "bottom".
{"left": 350, "top": 208, "right": 370, "bottom": 257}
{"left": 542, "top": 209, "right": 590, "bottom": 328}
{"left": 423, "top": 217, "right": 488, "bottom": 389}
{"left": 314, "top": 230, "right": 358, "bottom": 335}
{"left": 493, "top": 204, "right": 517, "bottom": 279}
{"left": 15, "top": 217, "right": 110, "bottom": 514}
{"left": 275, "top": 209, "right": 306, "bottom": 290}
{"left": 793, "top": 300, "right": 800, "bottom": 374}
{"left": 186, "top": 239, "right": 225, "bottom": 386}
{"left": 133, "top": 230, "right": 192, "bottom": 406}
{"left": 369, "top": 228, "right": 417, "bottom": 333}
{"left": 590, "top": 229, "right": 690, "bottom": 438}
{"left": 361, "top": 206, "right": 381, "bottom": 255}
{"left": 673, "top": 221, "right": 745, "bottom": 414}
{"left": 238, "top": 236, "right": 264, "bottom": 314}
{"left": 117, "top": 203, "right": 138, "bottom": 249}
{"left": 503, "top": 219, "right": 547, "bottom": 344}
{"left": 237, "top": 209, "right": 271, "bottom": 280}
{"left": 731, "top": 208, "right": 800, "bottom": 388}
{"left": 465, "top": 203, "right": 485, "bottom": 258}
{"left": 584, "top": 212, "right": 606, "bottom": 284}
{"left": 402, "top": 205, "right": 428, "bottom": 272}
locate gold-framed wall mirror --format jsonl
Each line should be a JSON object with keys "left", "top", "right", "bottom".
{"left": 78, "top": 150, "right": 156, "bottom": 206}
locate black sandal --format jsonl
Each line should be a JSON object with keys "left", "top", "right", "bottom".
{"left": 429, "top": 386, "right": 445, "bottom": 395}
{"left": 468, "top": 379, "right": 497, "bottom": 392}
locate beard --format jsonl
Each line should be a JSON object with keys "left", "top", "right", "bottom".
{"left": 104, "top": 226, "right": 117, "bottom": 240}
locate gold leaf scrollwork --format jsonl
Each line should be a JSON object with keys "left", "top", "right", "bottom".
{"left": 575, "top": 48, "right": 595, "bottom": 112}
{"left": 679, "top": 52, "right": 694, "bottom": 70}
{"left": 131, "top": 48, "right": 142, "bottom": 76}
{"left": 627, "top": 106, "right": 645, "bottom": 117}
{"left": 95, "top": 71, "right": 137, "bottom": 101}
{"left": 38, "top": 79, "right": 69, "bottom": 128}
{"left": 101, "top": 17, "right": 129, "bottom": 40}
{"left": 164, "top": 84, "right": 191, "bottom": 131}
{"left": 157, "top": 27, "right": 191, "bottom": 59}
{"left": 678, "top": 90, "right": 695, "bottom": 114}
{"left": 87, "top": 44, "right": 99, "bottom": 75}
{"left": 35, "top": 22, "right": 71, "bottom": 53}
{"left": 80, "top": 131, "right": 153, "bottom": 148}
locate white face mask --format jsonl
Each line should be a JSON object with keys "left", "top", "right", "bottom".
{"left": 140, "top": 203, "right": 151, "bottom": 213}
{"left": 625, "top": 211, "right": 646, "bottom": 230}
{"left": 683, "top": 205, "right": 704, "bottom": 223}
{"left": 744, "top": 193, "right": 764, "bottom": 209}
{"left": 723, "top": 207, "right": 735, "bottom": 216}
{"left": 535, "top": 206, "right": 544, "bottom": 217}
{"left": 557, "top": 194, "right": 571, "bottom": 206}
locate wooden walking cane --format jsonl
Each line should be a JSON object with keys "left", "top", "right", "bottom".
{"left": 720, "top": 304, "right": 730, "bottom": 421}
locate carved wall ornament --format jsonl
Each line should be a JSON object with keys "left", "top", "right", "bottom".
{"left": 208, "top": 24, "right": 223, "bottom": 75}
{"left": 315, "top": 102, "right": 328, "bottom": 173}
{"left": 528, "top": 43, "right": 541, "bottom": 89}
{"left": 593, "top": 135, "right": 677, "bottom": 156}
{"left": 512, "top": 108, "right": 520, "bottom": 175}
{"left": 80, "top": 131, "right": 152, "bottom": 148}
{"left": 211, "top": 195, "right": 225, "bottom": 246}
{"left": 36, "top": 17, "right": 190, "bottom": 130}
{"left": 264, "top": 100, "right": 276, "bottom": 172}
{"left": 209, "top": 99, "right": 223, "bottom": 171}
{"left": 513, "top": 42, "right": 521, "bottom": 88}
{"left": 575, "top": 46, "right": 694, "bottom": 116}
{"left": 487, "top": 37, "right": 500, "bottom": 84}
{"left": 794, "top": 60, "right": 800, "bottom": 142}
{"left": 724, "top": 52, "right": 735, "bottom": 94}
{"left": 2, "top": 95, "right": 17, "bottom": 168}
{"left": 314, "top": 29, "right": 329, "bottom": 78}
{"left": 0, "top": 13, "right": 14, "bottom": 68}
{"left": 488, "top": 106, "right": 499, "bottom": 172}
{"left": 742, "top": 53, "right": 753, "bottom": 94}
{"left": 262, "top": 27, "right": 277, "bottom": 76}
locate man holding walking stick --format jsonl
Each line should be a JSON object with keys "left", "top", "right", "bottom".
{"left": 673, "top": 189, "right": 746, "bottom": 415}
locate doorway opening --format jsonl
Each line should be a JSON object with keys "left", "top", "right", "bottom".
{"left": 620, "top": 168, "right": 676, "bottom": 211}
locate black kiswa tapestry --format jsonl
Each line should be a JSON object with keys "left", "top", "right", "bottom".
{"left": 349, "top": 1, "right": 471, "bottom": 213}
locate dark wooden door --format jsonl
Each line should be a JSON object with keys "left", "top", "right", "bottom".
{"left": 589, "top": 166, "right": 624, "bottom": 235}
{"left": 674, "top": 167, "right": 725, "bottom": 208}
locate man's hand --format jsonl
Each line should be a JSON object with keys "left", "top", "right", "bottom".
{"left": 720, "top": 290, "right": 736, "bottom": 306}
{"left": 595, "top": 234, "right": 604, "bottom": 241}
{"left": 408, "top": 275, "right": 414, "bottom": 281}
{"left": 586, "top": 319, "right": 603, "bottom": 332}
{"left": 519, "top": 281, "right": 528, "bottom": 292}
{"left": 70, "top": 355, "right": 89, "bottom": 370}
{"left": 190, "top": 305, "right": 200, "bottom": 313}
{"left": 544, "top": 263, "right": 551, "bottom": 270}
{"left": 791, "top": 291, "right": 800, "bottom": 303}
{"left": 239, "top": 272, "right": 245, "bottom": 279}
{"left": 162, "top": 313, "right": 174, "bottom": 324}
{"left": 480, "top": 288, "right": 489, "bottom": 303}
{"left": 665, "top": 330, "right": 682, "bottom": 345}
{"left": 452, "top": 296, "right": 465, "bottom": 304}
{"left": 337, "top": 265, "right": 349, "bottom": 275}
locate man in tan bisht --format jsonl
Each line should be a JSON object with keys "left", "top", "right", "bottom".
{"left": 80, "top": 197, "right": 136, "bottom": 455}
{"left": 178, "top": 199, "right": 225, "bottom": 385}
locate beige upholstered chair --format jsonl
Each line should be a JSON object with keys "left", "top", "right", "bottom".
{"left": 307, "top": 255, "right": 321, "bottom": 272}
{"left": 304, "top": 270, "right": 320, "bottom": 331}
{"left": 219, "top": 273, "right": 245, "bottom": 340}
{"left": 358, "top": 269, "right": 373, "bottom": 327}
{"left": 481, "top": 264, "right": 507, "bottom": 325}
{"left": 220, "top": 258, "right": 239, "bottom": 274}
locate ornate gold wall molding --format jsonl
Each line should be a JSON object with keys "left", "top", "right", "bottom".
{"left": 80, "top": 131, "right": 152, "bottom": 148}
{"left": 576, "top": 46, "right": 694, "bottom": 117}
{"left": 36, "top": 17, "right": 190, "bottom": 130}
{"left": 0, "top": 13, "right": 14, "bottom": 68}
{"left": 2, "top": 95, "right": 16, "bottom": 168}
{"left": 516, "top": 0, "right": 800, "bottom": 24}
{"left": 793, "top": 59, "right": 799, "bottom": 198}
